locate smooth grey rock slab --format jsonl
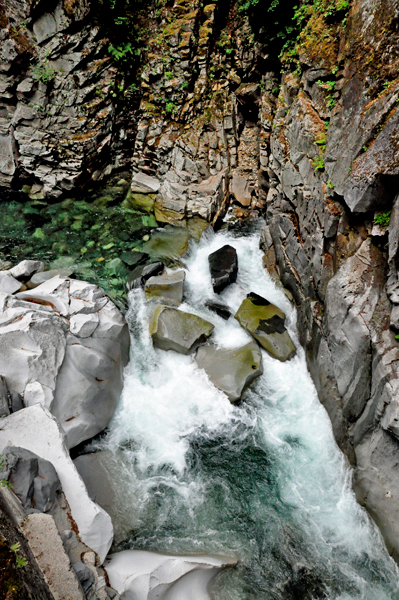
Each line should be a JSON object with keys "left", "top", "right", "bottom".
{"left": 145, "top": 270, "right": 185, "bottom": 306}
{"left": 73, "top": 452, "right": 116, "bottom": 519}
{"left": 208, "top": 245, "right": 238, "bottom": 294}
{"left": 235, "top": 292, "right": 296, "bottom": 362}
{"left": 105, "top": 550, "right": 237, "bottom": 600}
{"left": 0, "top": 271, "right": 21, "bottom": 294}
{"left": 10, "top": 260, "right": 44, "bottom": 281}
{"left": 196, "top": 341, "right": 263, "bottom": 402}
{"left": 150, "top": 306, "right": 214, "bottom": 354}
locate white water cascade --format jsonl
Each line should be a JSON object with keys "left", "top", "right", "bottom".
{"left": 97, "top": 224, "right": 399, "bottom": 599}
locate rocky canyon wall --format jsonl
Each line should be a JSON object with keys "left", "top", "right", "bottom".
{"left": 2, "top": 0, "right": 399, "bottom": 563}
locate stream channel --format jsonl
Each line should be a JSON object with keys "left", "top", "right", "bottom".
{"left": 94, "top": 222, "right": 399, "bottom": 599}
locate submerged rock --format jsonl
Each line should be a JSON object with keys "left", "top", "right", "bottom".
{"left": 145, "top": 270, "right": 185, "bottom": 306}
{"left": 150, "top": 306, "right": 214, "bottom": 354}
{"left": 204, "top": 299, "right": 231, "bottom": 320}
{"left": 235, "top": 292, "right": 296, "bottom": 361}
{"left": 196, "top": 341, "right": 263, "bottom": 402}
{"left": 208, "top": 245, "right": 238, "bottom": 293}
{"left": 105, "top": 550, "right": 237, "bottom": 600}
{"left": 0, "top": 405, "right": 113, "bottom": 563}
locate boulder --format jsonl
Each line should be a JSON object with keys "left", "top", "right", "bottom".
{"left": 145, "top": 270, "right": 185, "bottom": 306}
{"left": 127, "top": 262, "right": 164, "bottom": 291}
{"left": 208, "top": 245, "right": 238, "bottom": 293}
{"left": 105, "top": 550, "right": 237, "bottom": 600}
{"left": 0, "top": 276, "right": 130, "bottom": 449}
{"left": 142, "top": 226, "right": 189, "bottom": 262}
{"left": 150, "top": 306, "right": 214, "bottom": 354}
{"left": 195, "top": 342, "right": 263, "bottom": 402}
{"left": 120, "top": 251, "right": 149, "bottom": 268}
{"left": 204, "top": 299, "right": 231, "bottom": 320}
{"left": 0, "top": 405, "right": 113, "bottom": 563}
{"left": 9, "top": 260, "right": 44, "bottom": 281}
{"left": 1, "top": 446, "right": 60, "bottom": 513}
{"left": 235, "top": 293, "right": 296, "bottom": 361}
{"left": 0, "top": 271, "right": 21, "bottom": 294}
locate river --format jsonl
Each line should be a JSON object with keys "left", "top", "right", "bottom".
{"left": 97, "top": 223, "right": 399, "bottom": 599}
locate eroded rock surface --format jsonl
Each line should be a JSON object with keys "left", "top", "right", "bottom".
{"left": 0, "top": 275, "right": 129, "bottom": 449}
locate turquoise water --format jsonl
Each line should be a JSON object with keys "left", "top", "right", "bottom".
{"left": 98, "top": 226, "right": 399, "bottom": 599}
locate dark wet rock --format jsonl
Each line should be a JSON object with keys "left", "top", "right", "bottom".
{"left": 1, "top": 446, "right": 60, "bottom": 513}
{"left": 0, "top": 376, "right": 10, "bottom": 418}
{"left": 208, "top": 245, "right": 238, "bottom": 294}
{"left": 150, "top": 306, "right": 214, "bottom": 354}
{"left": 204, "top": 299, "right": 231, "bottom": 320}
{"left": 120, "top": 251, "right": 149, "bottom": 268}
{"left": 235, "top": 293, "right": 296, "bottom": 361}
{"left": 145, "top": 270, "right": 185, "bottom": 307}
{"left": 127, "top": 262, "right": 164, "bottom": 290}
{"left": 195, "top": 341, "right": 263, "bottom": 402}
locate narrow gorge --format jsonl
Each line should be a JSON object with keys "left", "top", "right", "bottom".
{"left": 1, "top": 0, "right": 399, "bottom": 598}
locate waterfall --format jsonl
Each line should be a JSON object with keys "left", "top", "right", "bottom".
{"left": 97, "top": 224, "right": 399, "bottom": 599}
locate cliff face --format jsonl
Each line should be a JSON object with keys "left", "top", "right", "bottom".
{"left": 2, "top": 0, "right": 399, "bottom": 563}
{"left": 0, "top": 0, "right": 118, "bottom": 198}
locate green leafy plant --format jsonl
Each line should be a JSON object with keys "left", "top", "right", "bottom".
{"left": 165, "top": 71, "right": 173, "bottom": 80}
{"left": 32, "top": 61, "right": 56, "bottom": 83}
{"left": 373, "top": 211, "right": 391, "bottom": 228}
{"left": 10, "top": 543, "right": 28, "bottom": 569}
{"left": 313, "top": 155, "right": 325, "bottom": 171}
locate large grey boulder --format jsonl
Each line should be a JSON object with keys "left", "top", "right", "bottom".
{"left": 145, "top": 270, "right": 185, "bottom": 306}
{"left": 150, "top": 306, "right": 214, "bottom": 354}
{"left": 235, "top": 293, "right": 296, "bottom": 362}
{"left": 105, "top": 550, "right": 237, "bottom": 600}
{"left": 195, "top": 342, "right": 263, "bottom": 402}
{"left": 0, "top": 405, "right": 113, "bottom": 563}
{"left": 0, "top": 275, "right": 129, "bottom": 449}
{"left": 0, "top": 446, "right": 60, "bottom": 513}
